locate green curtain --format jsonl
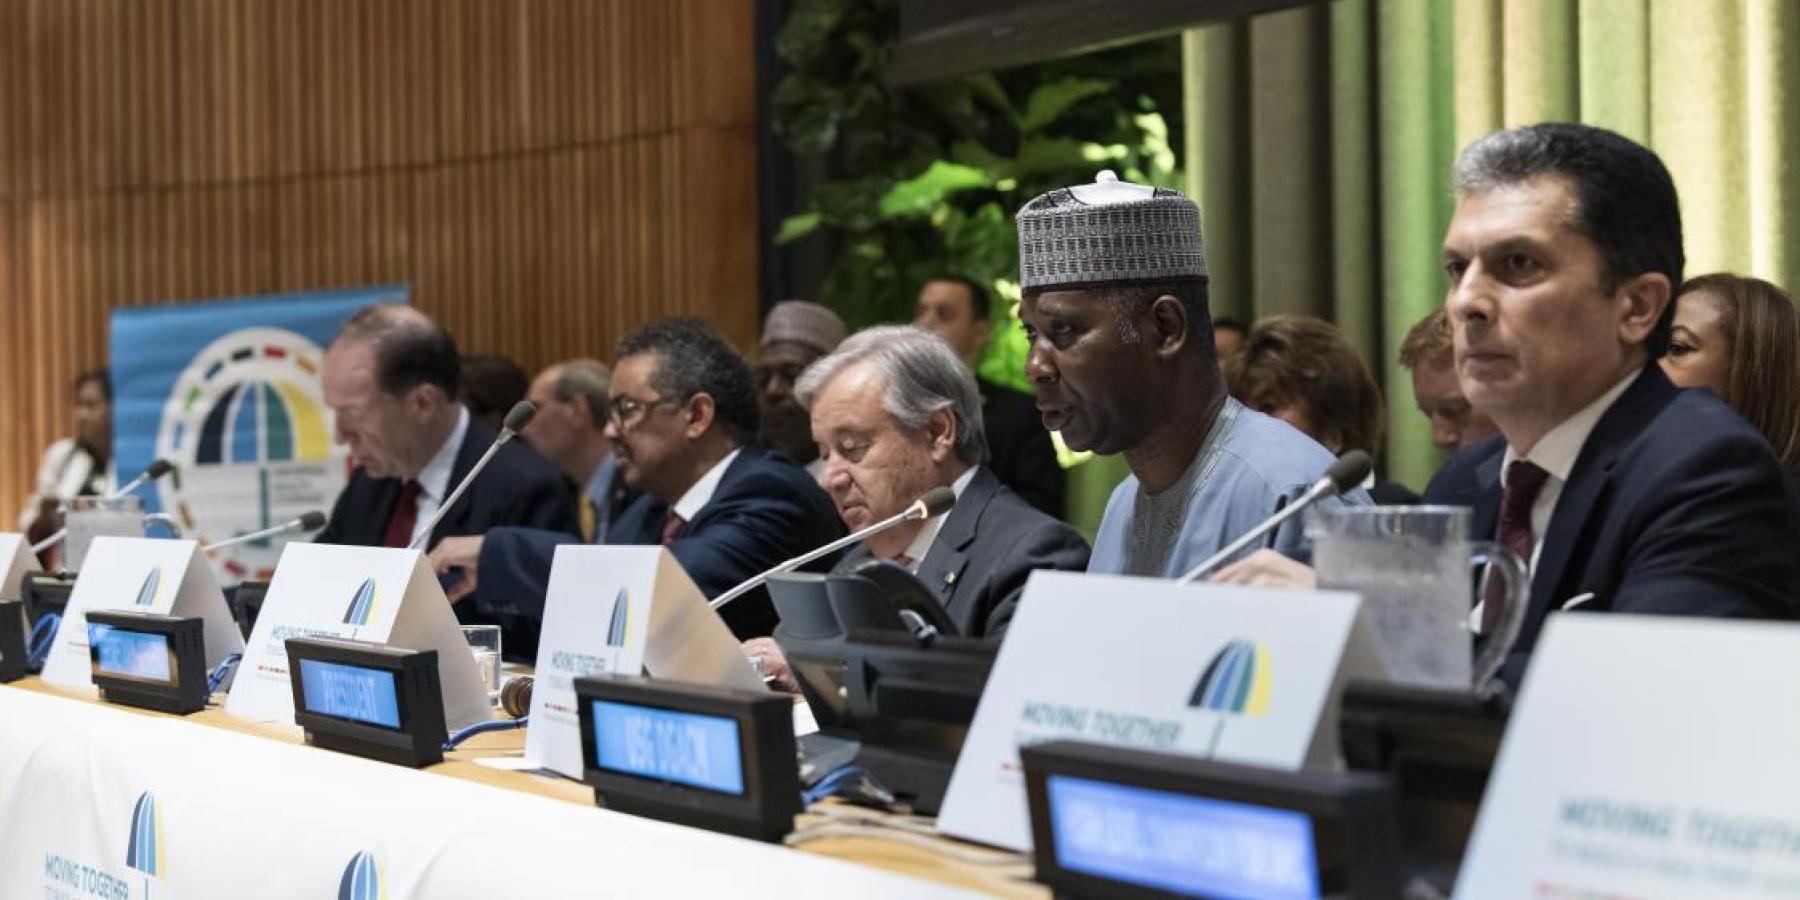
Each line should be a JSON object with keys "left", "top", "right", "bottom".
{"left": 1181, "top": 0, "right": 1800, "bottom": 491}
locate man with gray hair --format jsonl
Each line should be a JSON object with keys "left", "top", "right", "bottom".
{"left": 741, "top": 326, "right": 1089, "bottom": 687}
{"left": 1015, "top": 171, "right": 1365, "bottom": 578}
{"left": 516, "top": 359, "right": 631, "bottom": 543}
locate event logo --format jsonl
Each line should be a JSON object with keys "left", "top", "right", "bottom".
{"left": 337, "top": 851, "right": 384, "bottom": 900}
{"left": 154, "top": 326, "right": 344, "bottom": 583}
{"left": 343, "top": 578, "right": 381, "bottom": 627}
{"left": 135, "top": 568, "right": 163, "bottom": 608}
{"left": 605, "top": 587, "right": 631, "bottom": 648}
{"left": 1189, "top": 638, "right": 1271, "bottom": 717}
{"left": 125, "top": 791, "right": 165, "bottom": 879}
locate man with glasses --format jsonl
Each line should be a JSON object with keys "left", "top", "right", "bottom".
{"left": 432, "top": 318, "right": 843, "bottom": 639}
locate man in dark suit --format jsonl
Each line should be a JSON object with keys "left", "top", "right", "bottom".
{"left": 316, "top": 303, "right": 578, "bottom": 662}
{"left": 914, "top": 275, "right": 1066, "bottom": 519}
{"left": 1425, "top": 123, "right": 1798, "bottom": 688}
{"left": 741, "top": 326, "right": 1090, "bottom": 690}
{"left": 430, "top": 318, "right": 844, "bottom": 641}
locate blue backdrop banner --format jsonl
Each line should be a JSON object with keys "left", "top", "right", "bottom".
{"left": 110, "top": 285, "right": 408, "bottom": 582}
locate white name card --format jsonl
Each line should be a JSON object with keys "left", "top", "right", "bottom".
{"left": 0, "top": 533, "right": 33, "bottom": 600}
{"left": 525, "top": 545, "right": 765, "bottom": 779}
{"left": 39, "top": 536, "right": 245, "bottom": 689}
{"left": 937, "top": 571, "right": 1378, "bottom": 851}
{"left": 1457, "top": 615, "right": 1800, "bottom": 899}
{"left": 223, "top": 542, "right": 490, "bottom": 730}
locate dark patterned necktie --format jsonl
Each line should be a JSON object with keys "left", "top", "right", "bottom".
{"left": 383, "top": 479, "right": 424, "bottom": 548}
{"left": 1484, "top": 460, "right": 1550, "bottom": 632}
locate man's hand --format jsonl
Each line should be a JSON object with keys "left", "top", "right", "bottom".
{"left": 428, "top": 535, "right": 485, "bottom": 603}
{"left": 1209, "top": 549, "right": 1318, "bottom": 590}
{"left": 741, "top": 637, "right": 797, "bottom": 693}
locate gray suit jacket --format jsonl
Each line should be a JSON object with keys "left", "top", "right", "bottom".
{"left": 832, "top": 466, "right": 1091, "bottom": 639}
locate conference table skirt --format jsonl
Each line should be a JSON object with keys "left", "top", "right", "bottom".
{"left": 0, "top": 680, "right": 989, "bottom": 899}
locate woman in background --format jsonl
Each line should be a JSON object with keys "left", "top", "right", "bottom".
{"left": 1660, "top": 273, "right": 1800, "bottom": 490}
{"left": 19, "top": 369, "right": 116, "bottom": 559}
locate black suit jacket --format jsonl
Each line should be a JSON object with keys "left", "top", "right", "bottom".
{"left": 600, "top": 444, "right": 845, "bottom": 640}
{"left": 315, "top": 419, "right": 579, "bottom": 661}
{"left": 979, "top": 377, "right": 1066, "bottom": 520}
{"left": 832, "top": 466, "right": 1090, "bottom": 639}
{"left": 1426, "top": 365, "right": 1799, "bottom": 688}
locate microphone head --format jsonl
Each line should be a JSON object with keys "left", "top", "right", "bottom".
{"left": 501, "top": 400, "right": 537, "bottom": 434}
{"left": 296, "top": 510, "right": 328, "bottom": 531}
{"left": 917, "top": 486, "right": 957, "bottom": 518}
{"left": 144, "top": 459, "right": 175, "bottom": 480}
{"left": 1324, "top": 449, "right": 1374, "bottom": 495}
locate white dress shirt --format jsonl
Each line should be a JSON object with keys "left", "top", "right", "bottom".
{"left": 409, "top": 406, "right": 470, "bottom": 547}
{"left": 671, "top": 449, "right": 742, "bottom": 524}
{"left": 1499, "top": 369, "right": 1640, "bottom": 577}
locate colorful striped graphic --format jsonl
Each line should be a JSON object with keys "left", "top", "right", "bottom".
{"left": 343, "top": 578, "right": 381, "bottom": 627}
{"left": 190, "top": 374, "right": 331, "bottom": 466}
{"left": 605, "top": 587, "right": 631, "bottom": 647}
{"left": 337, "top": 851, "right": 384, "bottom": 900}
{"left": 1189, "top": 639, "right": 1271, "bottom": 717}
{"left": 135, "top": 568, "right": 162, "bottom": 608}
{"left": 125, "top": 791, "right": 165, "bottom": 877}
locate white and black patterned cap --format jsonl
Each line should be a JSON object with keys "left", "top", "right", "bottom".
{"left": 1016, "top": 170, "right": 1207, "bottom": 291}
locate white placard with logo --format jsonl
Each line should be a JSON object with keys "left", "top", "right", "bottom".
{"left": 937, "top": 571, "right": 1379, "bottom": 851}
{"left": 0, "top": 533, "right": 33, "bottom": 600}
{"left": 223, "top": 542, "right": 490, "bottom": 730}
{"left": 525, "top": 545, "right": 766, "bottom": 779}
{"left": 1457, "top": 615, "right": 1800, "bottom": 899}
{"left": 38, "top": 536, "right": 245, "bottom": 690}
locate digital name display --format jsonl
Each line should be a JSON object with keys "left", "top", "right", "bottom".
{"left": 592, "top": 700, "right": 745, "bottom": 796}
{"left": 299, "top": 659, "right": 402, "bottom": 729}
{"left": 1046, "top": 774, "right": 1322, "bottom": 899}
{"left": 88, "top": 625, "right": 174, "bottom": 683}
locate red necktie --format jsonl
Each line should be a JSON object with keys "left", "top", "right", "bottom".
{"left": 1484, "top": 460, "right": 1549, "bottom": 632}
{"left": 383, "top": 480, "right": 424, "bottom": 548}
{"left": 660, "top": 512, "right": 685, "bottom": 545}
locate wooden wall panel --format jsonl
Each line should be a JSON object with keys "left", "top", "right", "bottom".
{"left": 0, "top": 0, "right": 759, "bottom": 521}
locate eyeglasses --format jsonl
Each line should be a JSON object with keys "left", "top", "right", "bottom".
{"left": 606, "top": 393, "right": 685, "bottom": 428}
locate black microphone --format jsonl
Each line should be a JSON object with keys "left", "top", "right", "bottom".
{"left": 30, "top": 458, "right": 178, "bottom": 555}
{"left": 202, "top": 510, "right": 328, "bottom": 553}
{"left": 408, "top": 401, "right": 537, "bottom": 550}
{"left": 710, "top": 486, "right": 957, "bottom": 610}
{"left": 1175, "top": 450, "right": 1373, "bottom": 583}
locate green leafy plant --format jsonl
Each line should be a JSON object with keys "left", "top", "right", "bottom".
{"left": 771, "top": 0, "right": 1184, "bottom": 391}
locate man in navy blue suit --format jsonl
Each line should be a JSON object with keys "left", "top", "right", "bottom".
{"left": 430, "top": 318, "right": 844, "bottom": 641}
{"left": 1425, "top": 123, "right": 1798, "bottom": 688}
{"left": 314, "top": 304, "right": 579, "bottom": 662}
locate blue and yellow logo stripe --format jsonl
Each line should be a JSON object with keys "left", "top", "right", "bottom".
{"left": 1190, "top": 639, "right": 1271, "bottom": 717}
{"left": 125, "top": 791, "right": 165, "bottom": 877}
{"left": 338, "top": 851, "right": 384, "bottom": 900}
{"left": 343, "top": 578, "right": 381, "bottom": 627}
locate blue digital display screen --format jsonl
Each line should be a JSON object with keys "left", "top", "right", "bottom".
{"left": 1046, "top": 774, "right": 1321, "bottom": 899}
{"left": 299, "top": 659, "right": 402, "bottom": 729}
{"left": 88, "top": 625, "right": 173, "bottom": 683}
{"left": 592, "top": 700, "right": 745, "bottom": 796}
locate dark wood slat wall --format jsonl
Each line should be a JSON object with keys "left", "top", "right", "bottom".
{"left": 0, "top": 0, "right": 759, "bottom": 519}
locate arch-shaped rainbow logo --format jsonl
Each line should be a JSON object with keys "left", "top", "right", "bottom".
{"left": 343, "top": 578, "right": 381, "bottom": 627}
{"left": 1190, "top": 639, "right": 1271, "bottom": 717}
{"left": 125, "top": 791, "right": 165, "bottom": 877}
{"left": 337, "top": 850, "right": 384, "bottom": 900}
{"left": 135, "top": 568, "right": 163, "bottom": 607}
{"left": 185, "top": 377, "right": 332, "bottom": 466}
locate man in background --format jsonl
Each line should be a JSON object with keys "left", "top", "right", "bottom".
{"left": 755, "top": 300, "right": 845, "bottom": 479}
{"left": 518, "top": 359, "right": 631, "bottom": 543}
{"left": 1399, "top": 308, "right": 1497, "bottom": 453}
{"left": 913, "top": 275, "right": 1066, "bottom": 518}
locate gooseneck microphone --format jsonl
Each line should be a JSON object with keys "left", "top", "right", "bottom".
{"left": 30, "top": 458, "right": 177, "bottom": 555}
{"left": 1175, "top": 450, "right": 1373, "bottom": 584}
{"left": 710, "top": 486, "right": 957, "bottom": 611}
{"left": 407, "top": 401, "right": 537, "bottom": 551}
{"left": 202, "top": 511, "right": 328, "bottom": 553}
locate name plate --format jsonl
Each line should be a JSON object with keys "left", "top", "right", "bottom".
{"left": 86, "top": 610, "right": 209, "bottom": 714}
{"left": 937, "top": 571, "right": 1379, "bottom": 851}
{"left": 1457, "top": 615, "right": 1800, "bottom": 898}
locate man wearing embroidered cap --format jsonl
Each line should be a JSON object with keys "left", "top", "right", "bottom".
{"left": 756, "top": 300, "right": 847, "bottom": 478}
{"left": 1016, "top": 171, "right": 1366, "bottom": 577}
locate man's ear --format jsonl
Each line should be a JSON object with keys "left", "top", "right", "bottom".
{"left": 925, "top": 407, "right": 957, "bottom": 463}
{"left": 406, "top": 383, "right": 442, "bottom": 419}
{"left": 1149, "top": 295, "right": 1189, "bottom": 359}
{"left": 684, "top": 392, "right": 717, "bottom": 439}
{"left": 1617, "top": 271, "right": 1672, "bottom": 348}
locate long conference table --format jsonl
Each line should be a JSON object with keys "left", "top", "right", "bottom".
{"left": 0, "top": 677, "right": 1042, "bottom": 898}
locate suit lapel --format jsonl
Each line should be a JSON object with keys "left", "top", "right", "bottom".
{"left": 1527, "top": 365, "right": 1675, "bottom": 615}
{"left": 427, "top": 426, "right": 483, "bottom": 547}
{"left": 915, "top": 468, "right": 995, "bottom": 623}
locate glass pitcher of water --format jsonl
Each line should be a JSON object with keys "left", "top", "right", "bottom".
{"left": 1308, "top": 505, "right": 1528, "bottom": 694}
